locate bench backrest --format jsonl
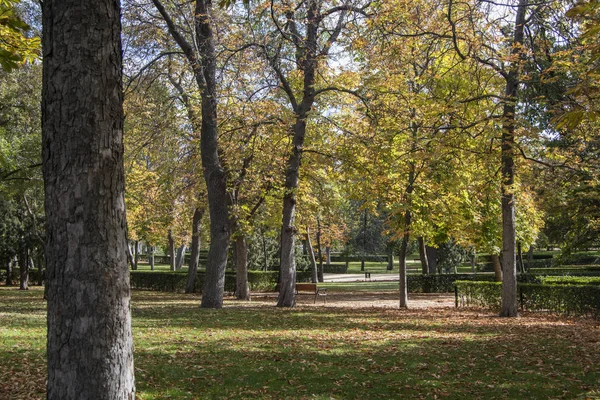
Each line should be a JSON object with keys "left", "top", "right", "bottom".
{"left": 295, "top": 283, "right": 317, "bottom": 292}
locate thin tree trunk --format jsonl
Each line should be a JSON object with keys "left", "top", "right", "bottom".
{"left": 186, "top": 207, "right": 204, "bottom": 293}
{"left": 361, "top": 209, "right": 367, "bottom": 272}
{"left": 42, "top": 0, "right": 135, "bottom": 396}
{"left": 168, "top": 230, "right": 175, "bottom": 271}
{"left": 133, "top": 240, "right": 139, "bottom": 270}
{"left": 316, "top": 218, "right": 324, "bottom": 283}
{"left": 418, "top": 237, "right": 429, "bottom": 275}
{"left": 19, "top": 248, "right": 28, "bottom": 290}
{"left": 500, "top": 0, "right": 527, "bottom": 318}
{"left": 302, "top": 239, "right": 308, "bottom": 255}
{"left": 398, "top": 230, "right": 409, "bottom": 309}
{"left": 517, "top": 241, "right": 524, "bottom": 274}
{"left": 387, "top": 244, "right": 394, "bottom": 271}
{"left": 126, "top": 241, "right": 135, "bottom": 270}
{"left": 262, "top": 229, "right": 268, "bottom": 271}
{"left": 149, "top": 247, "right": 155, "bottom": 271}
{"left": 471, "top": 249, "right": 476, "bottom": 274}
{"left": 492, "top": 254, "right": 503, "bottom": 282}
{"left": 325, "top": 245, "right": 331, "bottom": 265}
{"left": 235, "top": 235, "right": 250, "bottom": 300}
{"left": 306, "top": 228, "right": 318, "bottom": 284}
{"left": 6, "top": 257, "right": 14, "bottom": 286}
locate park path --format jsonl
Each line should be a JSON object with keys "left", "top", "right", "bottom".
{"left": 323, "top": 273, "right": 399, "bottom": 282}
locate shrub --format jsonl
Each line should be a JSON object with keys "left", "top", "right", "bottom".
{"left": 539, "top": 276, "right": 600, "bottom": 286}
{"left": 455, "top": 281, "right": 600, "bottom": 318}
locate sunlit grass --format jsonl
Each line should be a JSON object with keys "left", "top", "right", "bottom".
{"left": 1, "top": 286, "right": 599, "bottom": 399}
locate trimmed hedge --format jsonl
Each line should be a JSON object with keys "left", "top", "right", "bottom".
{"left": 539, "top": 276, "right": 600, "bottom": 286}
{"left": 130, "top": 270, "right": 313, "bottom": 294}
{"left": 323, "top": 263, "right": 348, "bottom": 273}
{"left": 407, "top": 274, "right": 495, "bottom": 293}
{"left": 330, "top": 255, "right": 388, "bottom": 263}
{"left": 529, "top": 266, "right": 600, "bottom": 276}
{"left": 455, "top": 280, "right": 600, "bottom": 318}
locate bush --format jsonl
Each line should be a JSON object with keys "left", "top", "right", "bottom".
{"left": 558, "top": 253, "right": 600, "bottom": 265}
{"left": 455, "top": 280, "right": 600, "bottom": 318}
{"left": 539, "top": 276, "right": 600, "bottom": 286}
{"left": 130, "top": 270, "right": 313, "bottom": 294}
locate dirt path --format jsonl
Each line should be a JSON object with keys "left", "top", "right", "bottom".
{"left": 248, "top": 292, "right": 456, "bottom": 309}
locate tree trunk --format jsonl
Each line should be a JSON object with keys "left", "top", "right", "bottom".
{"left": 361, "top": 209, "right": 367, "bottom": 272}
{"left": 175, "top": 245, "right": 185, "bottom": 270}
{"left": 126, "top": 241, "right": 135, "bottom": 270}
{"left": 418, "top": 237, "right": 429, "bottom": 275}
{"left": 6, "top": 257, "right": 13, "bottom": 286}
{"left": 306, "top": 229, "right": 318, "bottom": 284}
{"left": 398, "top": 231, "right": 409, "bottom": 309}
{"left": 149, "top": 247, "right": 155, "bottom": 270}
{"left": 18, "top": 248, "right": 28, "bottom": 290}
{"left": 517, "top": 241, "right": 524, "bottom": 274}
{"left": 526, "top": 245, "right": 534, "bottom": 271}
{"left": 302, "top": 239, "right": 308, "bottom": 255}
{"left": 133, "top": 240, "right": 138, "bottom": 270}
{"left": 500, "top": 0, "right": 527, "bottom": 318}
{"left": 186, "top": 207, "right": 204, "bottom": 294}
{"left": 492, "top": 254, "right": 503, "bottom": 282}
{"left": 426, "top": 246, "right": 437, "bottom": 275}
{"left": 235, "top": 235, "right": 250, "bottom": 300}
{"left": 168, "top": 230, "right": 175, "bottom": 271}
{"left": 316, "top": 219, "right": 324, "bottom": 283}
{"left": 471, "top": 249, "right": 476, "bottom": 274}
{"left": 325, "top": 245, "right": 331, "bottom": 265}
{"left": 387, "top": 245, "right": 394, "bottom": 271}
{"left": 42, "top": 0, "right": 135, "bottom": 396}
{"left": 194, "top": 0, "right": 230, "bottom": 308}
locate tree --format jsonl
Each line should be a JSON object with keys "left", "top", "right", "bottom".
{"left": 42, "top": 0, "right": 135, "bottom": 397}
{"left": 0, "top": 0, "right": 39, "bottom": 71}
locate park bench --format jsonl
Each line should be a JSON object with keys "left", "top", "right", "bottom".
{"left": 276, "top": 283, "right": 327, "bottom": 304}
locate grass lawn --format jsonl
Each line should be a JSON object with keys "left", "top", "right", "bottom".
{"left": 1, "top": 286, "right": 599, "bottom": 399}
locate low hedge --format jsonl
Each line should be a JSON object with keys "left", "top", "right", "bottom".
{"left": 539, "top": 276, "right": 600, "bottom": 286}
{"left": 529, "top": 266, "right": 600, "bottom": 276}
{"left": 130, "top": 270, "right": 312, "bottom": 294}
{"left": 455, "top": 280, "right": 600, "bottom": 318}
{"left": 322, "top": 263, "right": 348, "bottom": 273}
{"left": 407, "top": 274, "right": 495, "bottom": 293}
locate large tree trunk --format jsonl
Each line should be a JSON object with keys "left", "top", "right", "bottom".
{"left": 42, "top": 0, "right": 135, "bottom": 397}
{"left": 500, "top": 0, "right": 527, "bottom": 318}
{"left": 168, "top": 230, "right": 175, "bottom": 271}
{"left": 194, "top": 0, "right": 230, "bottom": 308}
{"left": 186, "top": 207, "right": 204, "bottom": 294}
{"left": 18, "top": 248, "right": 28, "bottom": 290}
{"left": 306, "top": 229, "right": 318, "bottom": 284}
{"left": 235, "top": 235, "right": 250, "bottom": 300}
{"left": 418, "top": 237, "right": 429, "bottom": 275}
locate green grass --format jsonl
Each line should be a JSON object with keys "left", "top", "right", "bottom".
{"left": 1, "top": 286, "right": 599, "bottom": 399}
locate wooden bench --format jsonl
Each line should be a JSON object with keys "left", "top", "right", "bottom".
{"left": 276, "top": 283, "right": 327, "bottom": 304}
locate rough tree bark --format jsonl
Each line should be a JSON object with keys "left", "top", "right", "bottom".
{"left": 426, "top": 246, "right": 437, "bottom": 274}
{"left": 175, "top": 245, "right": 186, "bottom": 270}
{"left": 500, "top": 0, "right": 527, "bottom": 317}
{"left": 186, "top": 207, "right": 204, "bottom": 294}
{"left": 42, "top": 0, "right": 135, "bottom": 397}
